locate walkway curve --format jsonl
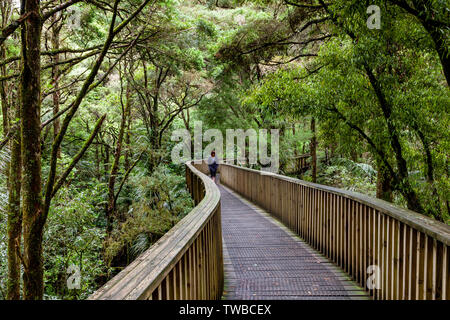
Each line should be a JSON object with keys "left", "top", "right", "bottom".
{"left": 220, "top": 185, "right": 369, "bottom": 300}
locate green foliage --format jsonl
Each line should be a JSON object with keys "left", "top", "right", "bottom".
{"left": 0, "top": 211, "right": 7, "bottom": 300}
{"left": 243, "top": 1, "right": 449, "bottom": 221}
{"left": 196, "top": 18, "right": 218, "bottom": 39}
{"left": 104, "top": 165, "right": 193, "bottom": 267}
{"left": 315, "top": 157, "right": 377, "bottom": 197}
{"left": 1, "top": 0, "right": 449, "bottom": 302}
{"left": 43, "top": 185, "right": 106, "bottom": 300}
{"left": 0, "top": 146, "right": 10, "bottom": 299}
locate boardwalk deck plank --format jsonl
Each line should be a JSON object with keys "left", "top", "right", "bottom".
{"left": 220, "top": 185, "right": 370, "bottom": 300}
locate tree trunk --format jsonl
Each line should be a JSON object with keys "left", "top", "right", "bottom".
{"left": 20, "top": 0, "right": 44, "bottom": 300}
{"left": 123, "top": 98, "right": 132, "bottom": 172}
{"left": 0, "top": 45, "right": 8, "bottom": 135}
{"left": 95, "top": 138, "right": 101, "bottom": 179}
{"left": 322, "top": 1, "right": 426, "bottom": 215}
{"left": 330, "top": 144, "right": 336, "bottom": 158}
{"left": 148, "top": 97, "right": 159, "bottom": 173}
{"left": 350, "top": 149, "right": 358, "bottom": 162}
{"left": 7, "top": 113, "right": 21, "bottom": 300}
{"left": 104, "top": 143, "right": 110, "bottom": 181}
{"left": 50, "top": 13, "right": 61, "bottom": 158}
{"left": 0, "top": 1, "right": 10, "bottom": 194}
{"left": 310, "top": 117, "right": 317, "bottom": 183}
{"left": 106, "top": 86, "right": 130, "bottom": 235}
{"left": 409, "top": 0, "right": 450, "bottom": 86}
{"left": 362, "top": 65, "right": 425, "bottom": 214}
{"left": 1, "top": 0, "right": 22, "bottom": 300}
{"left": 376, "top": 160, "right": 393, "bottom": 202}
{"left": 0, "top": 0, "right": 10, "bottom": 135}
{"left": 415, "top": 125, "right": 442, "bottom": 221}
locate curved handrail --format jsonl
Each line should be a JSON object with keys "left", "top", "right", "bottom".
{"left": 89, "top": 161, "right": 223, "bottom": 300}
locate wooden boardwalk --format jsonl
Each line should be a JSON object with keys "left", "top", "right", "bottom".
{"left": 220, "top": 185, "right": 369, "bottom": 300}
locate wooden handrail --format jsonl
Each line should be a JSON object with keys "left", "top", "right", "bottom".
{"left": 89, "top": 162, "right": 223, "bottom": 300}
{"left": 292, "top": 153, "right": 311, "bottom": 159}
{"left": 220, "top": 163, "right": 450, "bottom": 300}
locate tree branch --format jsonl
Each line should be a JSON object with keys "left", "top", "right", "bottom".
{"left": 113, "top": 151, "right": 144, "bottom": 205}
{"left": 51, "top": 114, "right": 106, "bottom": 198}
{"left": 0, "top": 12, "right": 31, "bottom": 46}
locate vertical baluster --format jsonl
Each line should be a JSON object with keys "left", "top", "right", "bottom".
{"left": 331, "top": 193, "right": 335, "bottom": 262}
{"left": 425, "top": 236, "right": 433, "bottom": 300}
{"left": 362, "top": 205, "right": 367, "bottom": 289}
{"left": 358, "top": 203, "right": 363, "bottom": 286}
{"left": 314, "top": 189, "right": 318, "bottom": 249}
{"left": 201, "top": 231, "right": 206, "bottom": 300}
{"left": 442, "top": 245, "right": 448, "bottom": 300}
{"left": 173, "top": 263, "right": 179, "bottom": 300}
{"left": 344, "top": 198, "right": 349, "bottom": 274}
{"left": 365, "top": 207, "right": 372, "bottom": 295}
{"left": 416, "top": 232, "right": 424, "bottom": 300}
{"left": 158, "top": 283, "right": 164, "bottom": 300}
{"left": 328, "top": 193, "right": 333, "bottom": 260}
{"left": 408, "top": 229, "right": 417, "bottom": 300}
{"left": 385, "top": 216, "right": 391, "bottom": 300}
{"left": 393, "top": 220, "right": 400, "bottom": 300}
{"left": 431, "top": 239, "right": 439, "bottom": 300}
{"left": 318, "top": 190, "right": 322, "bottom": 252}
{"left": 370, "top": 209, "right": 377, "bottom": 298}
{"left": 376, "top": 213, "right": 382, "bottom": 300}
{"left": 401, "top": 225, "right": 409, "bottom": 300}
{"left": 355, "top": 202, "right": 360, "bottom": 284}
{"left": 193, "top": 239, "right": 198, "bottom": 299}
{"left": 338, "top": 196, "right": 343, "bottom": 269}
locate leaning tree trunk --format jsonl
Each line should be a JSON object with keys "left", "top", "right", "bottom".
{"left": 148, "top": 96, "right": 160, "bottom": 174}
{"left": 106, "top": 86, "right": 130, "bottom": 235}
{"left": 123, "top": 101, "right": 132, "bottom": 172}
{"left": 20, "top": 0, "right": 44, "bottom": 300}
{"left": 50, "top": 13, "right": 61, "bottom": 158}
{"left": 0, "top": 45, "right": 8, "bottom": 135}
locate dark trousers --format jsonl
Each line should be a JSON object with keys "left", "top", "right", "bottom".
{"left": 209, "top": 163, "right": 218, "bottom": 177}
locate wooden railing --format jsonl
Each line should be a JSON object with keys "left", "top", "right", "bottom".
{"left": 220, "top": 163, "right": 450, "bottom": 300}
{"left": 89, "top": 161, "right": 223, "bottom": 300}
{"left": 294, "top": 153, "right": 310, "bottom": 173}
